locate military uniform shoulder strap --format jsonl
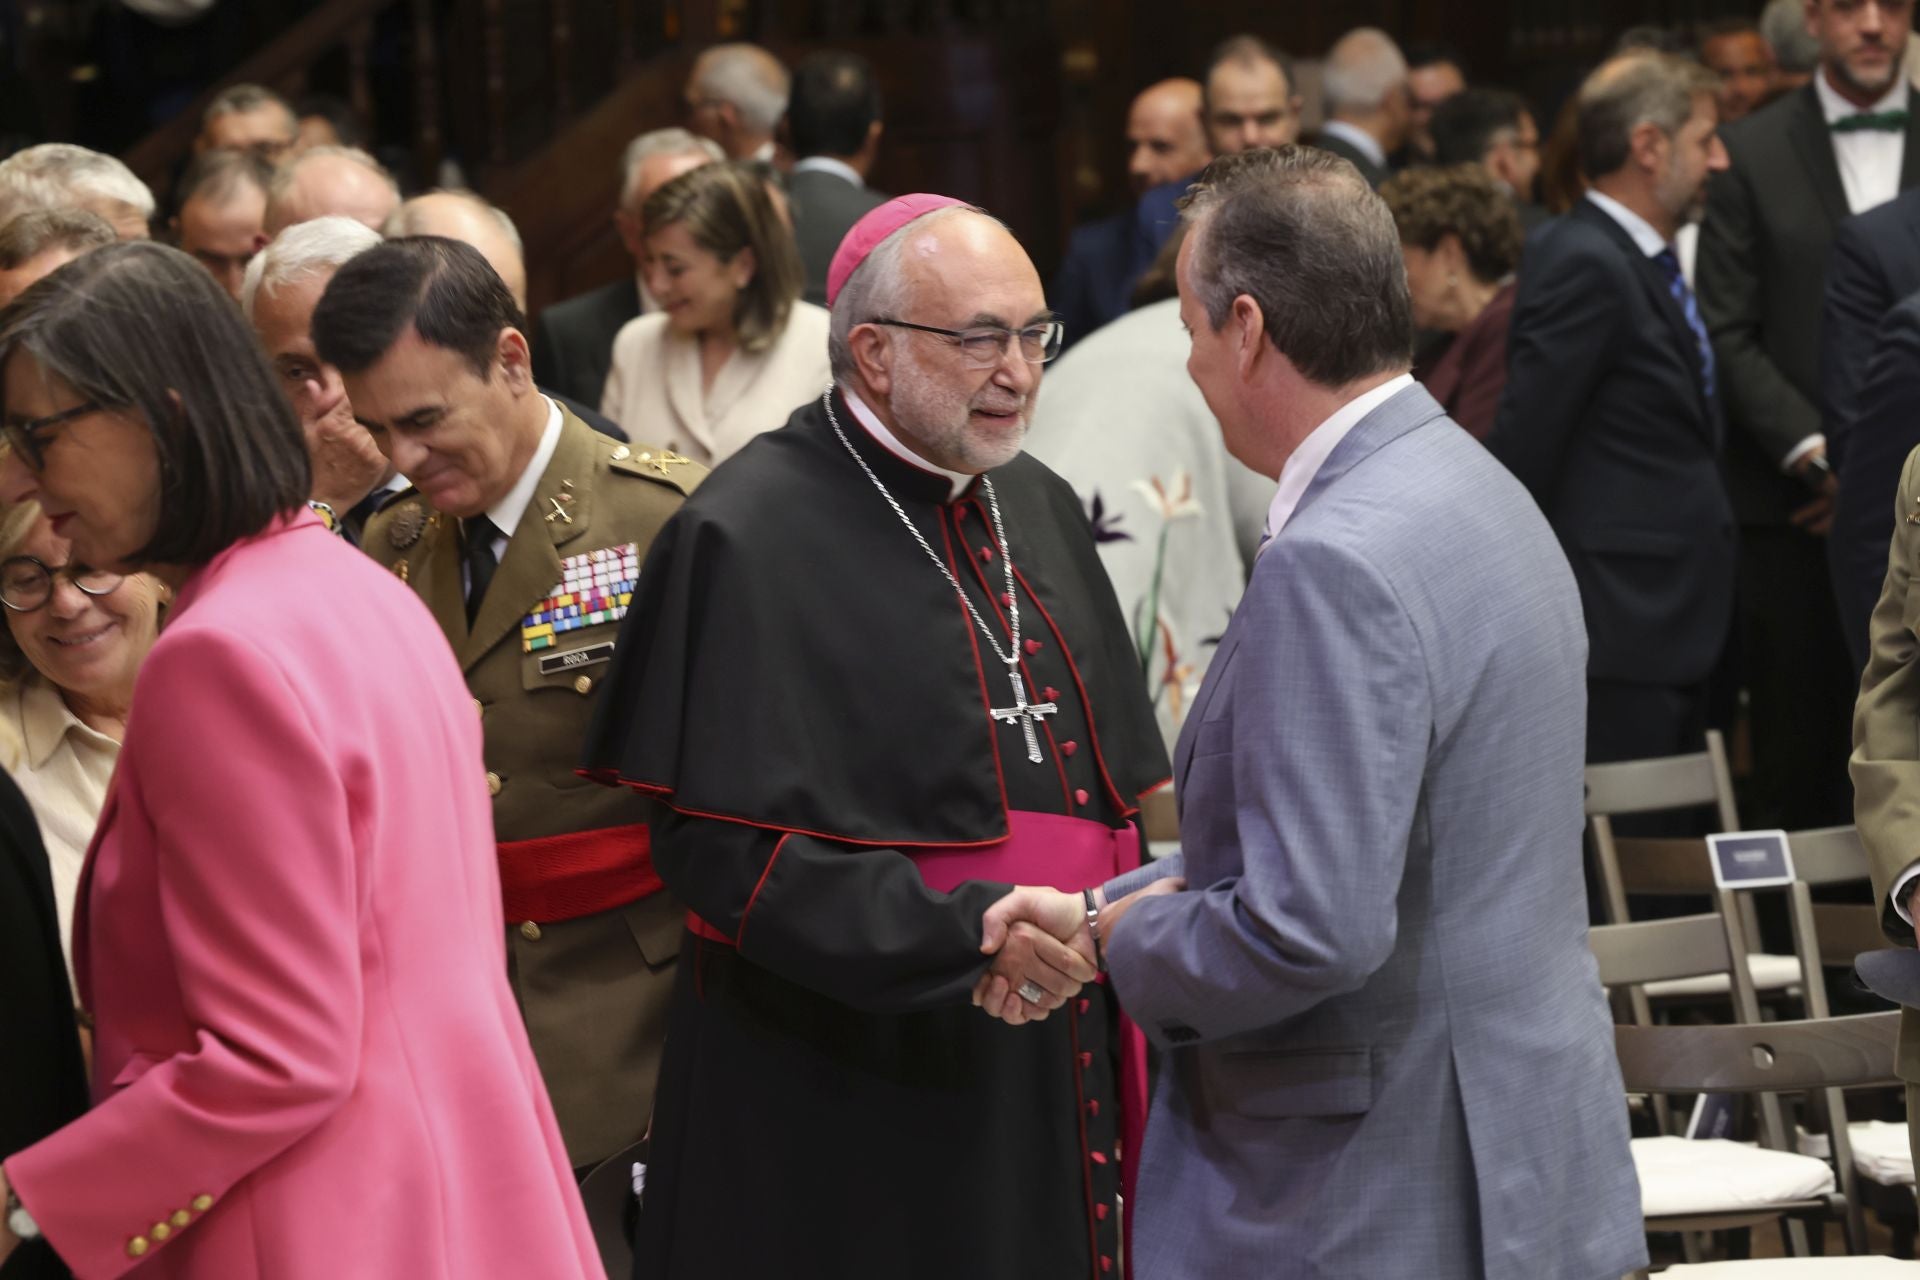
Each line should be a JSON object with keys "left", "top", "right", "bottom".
{"left": 605, "top": 440, "right": 706, "bottom": 496}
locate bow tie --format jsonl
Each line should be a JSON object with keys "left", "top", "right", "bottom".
{"left": 1832, "top": 109, "right": 1910, "bottom": 134}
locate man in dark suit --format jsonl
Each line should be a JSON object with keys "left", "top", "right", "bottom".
{"left": 1052, "top": 76, "right": 1215, "bottom": 353}
{"left": 1834, "top": 287, "right": 1920, "bottom": 672}
{"left": 785, "top": 51, "right": 888, "bottom": 307}
{"left": 1313, "top": 27, "right": 1412, "bottom": 189}
{"left": 1491, "top": 52, "right": 1735, "bottom": 766}
{"left": 530, "top": 128, "right": 721, "bottom": 408}
{"left": 1430, "top": 88, "right": 1548, "bottom": 228}
{"left": 1697, "top": 0, "right": 1918, "bottom": 828}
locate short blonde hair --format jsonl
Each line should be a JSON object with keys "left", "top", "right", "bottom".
{"left": 640, "top": 161, "right": 802, "bottom": 353}
{"left": 0, "top": 500, "right": 46, "bottom": 685}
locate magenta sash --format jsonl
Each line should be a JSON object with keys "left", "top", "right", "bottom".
{"left": 906, "top": 809, "right": 1149, "bottom": 1265}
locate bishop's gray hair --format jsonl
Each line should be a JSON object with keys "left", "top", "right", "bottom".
{"left": 1179, "top": 145, "right": 1412, "bottom": 389}
{"left": 826, "top": 203, "right": 991, "bottom": 380}
{"left": 241, "top": 214, "right": 383, "bottom": 318}
{"left": 0, "top": 143, "right": 156, "bottom": 228}
{"left": 619, "top": 128, "right": 725, "bottom": 209}
{"left": 691, "top": 43, "right": 792, "bottom": 134}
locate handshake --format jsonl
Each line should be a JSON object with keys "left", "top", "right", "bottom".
{"left": 970, "top": 878, "right": 1183, "bottom": 1025}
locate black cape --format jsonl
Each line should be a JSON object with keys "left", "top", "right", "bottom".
{"left": 582, "top": 391, "right": 1169, "bottom": 1279}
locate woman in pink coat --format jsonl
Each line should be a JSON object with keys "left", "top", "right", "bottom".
{"left": 0, "top": 242, "right": 604, "bottom": 1279}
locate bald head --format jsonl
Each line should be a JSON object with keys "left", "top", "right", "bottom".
{"left": 383, "top": 190, "right": 527, "bottom": 310}
{"left": 833, "top": 207, "right": 1048, "bottom": 474}
{"left": 687, "top": 43, "right": 791, "bottom": 159}
{"left": 264, "top": 147, "right": 400, "bottom": 235}
{"left": 1128, "top": 78, "right": 1211, "bottom": 195}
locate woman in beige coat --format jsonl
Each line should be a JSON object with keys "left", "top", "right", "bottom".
{"left": 602, "top": 162, "right": 830, "bottom": 466}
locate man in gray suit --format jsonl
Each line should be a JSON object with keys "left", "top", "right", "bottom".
{"left": 980, "top": 147, "right": 1646, "bottom": 1279}
{"left": 785, "top": 51, "right": 888, "bottom": 305}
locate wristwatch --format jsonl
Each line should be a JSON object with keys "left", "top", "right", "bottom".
{"left": 6, "top": 1185, "right": 40, "bottom": 1241}
{"left": 307, "top": 500, "right": 342, "bottom": 535}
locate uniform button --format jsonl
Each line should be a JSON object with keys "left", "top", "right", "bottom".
{"left": 520, "top": 920, "right": 543, "bottom": 941}
{"left": 611, "top": 445, "right": 632, "bottom": 461}
{"left": 192, "top": 1195, "right": 213, "bottom": 1212}
{"left": 572, "top": 674, "right": 593, "bottom": 695}
{"left": 486, "top": 771, "right": 503, "bottom": 797}
{"left": 127, "top": 1237, "right": 150, "bottom": 1258}
{"left": 473, "top": 698, "right": 485, "bottom": 717}
{"left": 171, "top": 1210, "right": 191, "bottom": 1228}
{"left": 151, "top": 1222, "right": 171, "bottom": 1241}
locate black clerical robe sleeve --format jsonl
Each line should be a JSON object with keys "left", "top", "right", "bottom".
{"left": 651, "top": 804, "right": 1013, "bottom": 1015}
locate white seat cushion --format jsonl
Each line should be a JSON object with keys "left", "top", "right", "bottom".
{"left": 1660, "top": 1260, "right": 1920, "bottom": 1276}
{"left": 1795, "top": 1120, "right": 1915, "bottom": 1187}
{"left": 1634, "top": 1135, "right": 1835, "bottom": 1216}
{"left": 1643, "top": 952, "right": 1804, "bottom": 999}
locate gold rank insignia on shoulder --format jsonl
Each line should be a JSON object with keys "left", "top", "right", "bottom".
{"left": 610, "top": 444, "right": 631, "bottom": 461}
{"left": 389, "top": 502, "right": 427, "bottom": 549}
{"left": 634, "top": 447, "right": 693, "bottom": 479}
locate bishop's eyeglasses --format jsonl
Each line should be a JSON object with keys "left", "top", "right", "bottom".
{"left": 0, "top": 556, "right": 124, "bottom": 612}
{"left": 869, "top": 318, "right": 1065, "bottom": 369}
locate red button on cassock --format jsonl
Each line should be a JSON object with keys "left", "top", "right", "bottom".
{"left": 1062, "top": 740, "right": 1079, "bottom": 757}
{"left": 1078, "top": 998, "right": 1091, "bottom": 1015}
{"left": 1095, "top": 1203, "right": 1109, "bottom": 1221}
{"left": 1075, "top": 788, "right": 1090, "bottom": 807}
{"left": 1088, "top": 1099, "right": 1100, "bottom": 1117}
{"left": 1024, "top": 638, "right": 1042, "bottom": 654}
{"left": 1044, "top": 686, "right": 1060, "bottom": 702}
{"left": 1078, "top": 1051, "right": 1093, "bottom": 1069}
{"left": 1101, "top": 1257, "right": 1113, "bottom": 1273}
{"left": 979, "top": 546, "right": 994, "bottom": 562}
{"left": 1091, "top": 1151, "right": 1108, "bottom": 1165}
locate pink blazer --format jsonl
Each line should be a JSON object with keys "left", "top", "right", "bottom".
{"left": 4, "top": 512, "right": 603, "bottom": 1279}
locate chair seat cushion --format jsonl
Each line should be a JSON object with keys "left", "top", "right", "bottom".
{"left": 1633, "top": 1135, "right": 1835, "bottom": 1216}
{"left": 1642, "top": 952, "right": 1803, "bottom": 998}
{"left": 1795, "top": 1119, "right": 1916, "bottom": 1186}
{"left": 1659, "top": 1259, "right": 1920, "bottom": 1276}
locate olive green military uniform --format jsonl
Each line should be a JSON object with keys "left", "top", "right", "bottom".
{"left": 364, "top": 405, "right": 701, "bottom": 1169}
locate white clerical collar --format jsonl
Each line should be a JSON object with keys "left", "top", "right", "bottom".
{"left": 842, "top": 387, "right": 974, "bottom": 500}
{"left": 1319, "top": 119, "right": 1387, "bottom": 169}
{"left": 1262, "top": 373, "right": 1414, "bottom": 550}
{"left": 488, "top": 396, "right": 564, "bottom": 538}
{"left": 1584, "top": 189, "right": 1671, "bottom": 259}
{"left": 793, "top": 156, "right": 864, "bottom": 187}
{"left": 1815, "top": 68, "right": 1909, "bottom": 124}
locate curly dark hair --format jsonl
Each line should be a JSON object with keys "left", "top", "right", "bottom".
{"left": 1379, "top": 165, "right": 1524, "bottom": 285}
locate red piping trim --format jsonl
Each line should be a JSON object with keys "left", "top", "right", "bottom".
{"left": 736, "top": 833, "right": 790, "bottom": 953}
{"left": 938, "top": 506, "right": 1014, "bottom": 819}
{"left": 1012, "top": 563, "right": 1138, "bottom": 819}
{"left": 1069, "top": 1011, "right": 1101, "bottom": 1270}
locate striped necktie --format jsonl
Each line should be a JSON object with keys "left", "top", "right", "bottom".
{"left": 1654, "top": 247, "right": 1716, "bottom": 402}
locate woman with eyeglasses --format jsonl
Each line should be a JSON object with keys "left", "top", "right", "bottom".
{"left": 601, "top": 159, "right": 831, "bottom": 466}
{"left": 0, "top": 502, "right": 165, "bottom": 990}
{"left": 0, "top": 242, "right": 601, "bottom": 1278}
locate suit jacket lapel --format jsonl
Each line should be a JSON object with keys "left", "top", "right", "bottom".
{"left": 663, "top": 332, "right": 714, "bottom": 460}
{"left": 460, "top": 411, "right": 597, "bottom": 669}
{"left": 1788, "top": 85, "right": 1852, "bottom": 226}
{"left": 1901, "top": 97, "right": 1920, "bottom": 191}
{"left": 413, "top": 511, "right": 466, "bottom": 642}
{"left": 1570, "top": 201, "right": 1714, "bottom": 436}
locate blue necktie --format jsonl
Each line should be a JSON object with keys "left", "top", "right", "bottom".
{"left": 1654, "top": 248, "right": 1716, "bottom": 402}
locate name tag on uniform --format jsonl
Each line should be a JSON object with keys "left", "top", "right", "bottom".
{"left": 538, "top": 642, "right": 615, "bottom": 675}
{"left": 521, "top": 542, "right": 639, "bottom": 652}
{"left": 1706, "top": 830, "right": 1794, "bottom": 890}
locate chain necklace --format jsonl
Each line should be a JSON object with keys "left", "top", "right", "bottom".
{"left": 822, "top": 388, "right": 1057, "bottom": 763}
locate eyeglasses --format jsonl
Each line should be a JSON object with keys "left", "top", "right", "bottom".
{"left": 2, "top": 401, "right": 101, "bottom": 471}
{"left": 870, "top": 319, "right": 1066, "bottom": 369}
{"left": 0, "top": 556, "right": 123, "bottom": 613}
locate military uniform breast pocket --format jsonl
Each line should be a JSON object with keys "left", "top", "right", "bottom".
{"left": 521, "top": 635, "right": 618, "bottom": 696}
{"left": 518, "top": 539, "right": 640, "bottom": 694}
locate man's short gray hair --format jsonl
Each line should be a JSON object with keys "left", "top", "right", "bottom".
{"left": 240, "top": 214, "right": 383, "bottom": 319}
{"left": 0, "top": 208, "right": 116, "bottom": 271}
{"left": 692, "top": 43, "right": 791, "bottom": 133}
{"left": 827, "top": 204, "right": 992, "bottom": 380}
{"left": 619, "top": 127, "right": 725, "bottom": 207}
{"left": 1575, "top": 52, "right": 1719, "bottom": 181}
{"left": 381, "top": 188, "right": 523, "bottom": 256}
{"left": 1760, "top": 0, "right": 1821, "bottom": 75}
{"left": 267, "top": 145, "right": 398, "bottom": 203}
{"left": 1321, "top": 28, "right": 1410, "bottom": 114}
{"left": 1180, "top": 146, "right": 1412, "bottom": 389}
{"left": 0, "top": 143, "right": 156, "bottom": 228}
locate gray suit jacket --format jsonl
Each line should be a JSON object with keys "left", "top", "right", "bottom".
{"left": 1104, "top": 385, "right": 1646, "bottom": 1280}
{"left": 789, "top": 167, "right": 887, "bottom": 305}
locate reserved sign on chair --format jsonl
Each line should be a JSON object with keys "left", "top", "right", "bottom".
{"left": 1706, "top": 830, "right": 1795, "bottom": 891}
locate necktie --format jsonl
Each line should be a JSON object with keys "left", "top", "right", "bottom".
{"left": 1654, "top": 248, "right": 1716, "bottom": 402}
{"left": 1831, "top": 109, "right": 1910, "bottom": 133}
{"left": 462, "top": 515, "right": 500, "bottom": 624}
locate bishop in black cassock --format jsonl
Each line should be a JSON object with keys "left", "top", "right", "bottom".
{"left": 582, "top": 196, "right": 1170, "bottom": 1279}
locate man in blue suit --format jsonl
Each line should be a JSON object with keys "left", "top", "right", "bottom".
{"left": 981, "top": 146, "right": 1646, "bottom": 1279}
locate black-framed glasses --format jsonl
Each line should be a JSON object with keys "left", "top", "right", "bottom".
{"left": 2, "top": 401, "right": 101, "bottom": 471}
{"left": 870, "top": 318, "right": 1065, "bottom": 368}
{"left": 0, "top": 556, "right": 123, "bottom": 613}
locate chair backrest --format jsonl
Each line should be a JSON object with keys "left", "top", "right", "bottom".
{"left": 1589, "top": 909, "right": 1763, "bottom": 1023}
{"left": 1583, "top": 729, "right": 1740, "bottom": 829}
{"left": 1787, "top": 826, "right": 1872, "bottom": 887}
{"left": 1783, "top": 826, "right": 1881, "bottom": 970}
{"left": 1612, "top": 1011, "right": 1900, "bottom": 1095}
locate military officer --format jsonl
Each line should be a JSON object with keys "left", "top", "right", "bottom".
{"left": 310, "top": 235, "right": 701, "bottom": 1172}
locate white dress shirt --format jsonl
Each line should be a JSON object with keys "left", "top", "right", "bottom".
{"left": 1816, "top": 70, "right": 1909, "bottom": 216}
{"left": 463, "top": 397, "right": 563, "bottom": 590}
{"left": 1317, "top": 119, "right": 1387, "bottom": 171}
{"left": 1260, "top": 373, "right": 1415, "bottom": 552}
{"left": 843, "top": 386, "right": 973, "bottom": 500}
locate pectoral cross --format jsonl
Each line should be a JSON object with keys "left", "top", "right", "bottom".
{"left": 991, "top": 668, "right": 1057, "bottom": 763}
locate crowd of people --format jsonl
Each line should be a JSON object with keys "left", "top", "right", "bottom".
{"left": 4, "top": 4, "right": 1920, "bottom": 1277}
